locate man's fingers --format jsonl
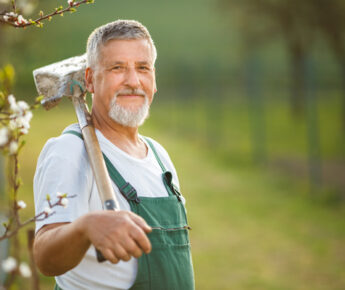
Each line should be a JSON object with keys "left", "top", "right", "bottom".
{"left": 130, "top": 213, "right": 152, "bottom": 233}
{"left": 101, "top": 248, "right": 119, "bottom": 264}
{"left": 113, "top": 244, "right": 131, "bottom": 262}
{"left": 129, "top": 225, "right": 152, "bottom": 254}
{"left": 121, "top": 238, "right": 143, "bottom": 258}
{"left": 87, "top": 211, "right": 152, "bottom": 261}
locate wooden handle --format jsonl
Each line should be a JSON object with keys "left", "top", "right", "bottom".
{"left": 71, "top": 95, "right": 119, "bottom": 209}
{"left": 72, "top": 94, "right": 119, "bottom": 263}
{"left": 81, "top": 126, "right": 119, "bottom": 206}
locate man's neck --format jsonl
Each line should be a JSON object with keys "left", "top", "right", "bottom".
{"left": 91, "top": 110, "right": 147, "bottom": 159}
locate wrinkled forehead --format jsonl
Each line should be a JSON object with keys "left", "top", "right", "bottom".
{"left": 97, "top": 38, "right": 155, "bottom": 66}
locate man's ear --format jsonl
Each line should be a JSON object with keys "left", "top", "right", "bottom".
{"left": 85, "top": 67, "right": 94, "bottom": 93}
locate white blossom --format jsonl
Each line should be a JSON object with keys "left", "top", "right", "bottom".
{"left": 10, "top": 110, "right": 32, "bottom": 134}
{"left": 44, "top": 207, "right": 53, "bottom": 215}
{"left": 7, "top": 95, "right": 33, "bottom": 134}
{"left": 68, "top": 0, "right": 74, "bottom": 5}
{"left": 8, "top": 12, "right": 18, "bottom": 17}
{"left": 60, "top": 198, "right": 69, "bottom": 208}
{"left": 9, "top": 141, "right": 18, "bottom": 154}
{"left": 15, "top": 15, "right": 28, "bottom": 25}
{"left": 8, "top": 94, "right": 18, "bottom": 112}
{"left": 20, "top": 127, "right": 29, "bottom": 135}
{"left": 19, "top": 262, "right": 32, "bottom": 278}
{"left": 2, "top": 11, "right": 17, "bottom": 22}
{"left": 16, "top": 115, "right": 30, "bottom": 129}
{"left": 0, "top": 127, "right": 9, "bottom": 146}
{"left": 25, "top": 110, "right": 33, "bottom": 122}
{"left": 9, "top": 96, "right": 30, "bottom": 116}
{"left": 17, "top": 200, "right": 27, "bottom": 209}
{"left": 2, "top": 257, "right": 17, "bottom": 273}
{"left": 9, "top": 119, "right": 17, "bottom": 131}
{"left": 17, "top": 100, "right": 29, "bottom": 112}
{"left": 57, "top": 192, "right": 67, "bottom": 198}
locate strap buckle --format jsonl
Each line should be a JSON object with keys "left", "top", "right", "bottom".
{"left": 120, "top": 182, "right": 141, "bottom": 204}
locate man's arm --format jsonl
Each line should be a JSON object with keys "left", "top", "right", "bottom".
{"left": 34, "top": 210, "right": 152, "bottom": 276}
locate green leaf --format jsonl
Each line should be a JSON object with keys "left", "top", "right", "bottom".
{"left": 4, "top": 64, "right": 15, "bottom": 85}
{"left": 35, "top": 95, "right": 44, "bottom": 103}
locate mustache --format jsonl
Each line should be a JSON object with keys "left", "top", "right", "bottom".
{"left": 115, "top": 89, "right": 147, "bottom": 98}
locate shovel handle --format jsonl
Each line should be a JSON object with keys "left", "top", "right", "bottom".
{"left": 95, "top": 199, "right": 117, "bottom": 262}
{"left": 72, "top": 94, "right": 120, "bottom": 263}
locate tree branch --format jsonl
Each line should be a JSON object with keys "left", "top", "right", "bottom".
{"left": 0, "top": 0, "right": 94, "bottom": 28}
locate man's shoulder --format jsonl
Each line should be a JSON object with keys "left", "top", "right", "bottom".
{"left": 38, "top": 123, "right": 86, "bottom": 163}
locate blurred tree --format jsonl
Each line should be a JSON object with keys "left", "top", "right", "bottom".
{"left": 219, "top": 0, "right": 345, "bottom": 122}
{"left": 310, "top": 0, "right": 345, "bottom": 131}
{"left": 219, "top": 0, "right": 316, "bottom": 116}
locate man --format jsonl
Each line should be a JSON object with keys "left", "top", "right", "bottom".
{"left": 33, "top": 20, "right": 195, "bottom": 289}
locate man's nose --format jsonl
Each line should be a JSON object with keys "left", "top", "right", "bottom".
{"left": 124, "top": 67, "right": 140, "bottom": 88}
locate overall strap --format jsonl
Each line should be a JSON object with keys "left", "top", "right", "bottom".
{"left": 144, "top": 137, "right": 166, "bottom": 172}
{"left": 144, "top": 137, "right": 182, "bottom": 201}
{"left": 63, "top": 130, "right": 140, "bottom": 204}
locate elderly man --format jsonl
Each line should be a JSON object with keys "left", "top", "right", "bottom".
{"left": 33, "top": 20, "right": 195, "bottom": 290}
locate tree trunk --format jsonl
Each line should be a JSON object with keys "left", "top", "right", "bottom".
{"left": 289, "top": 45, "right": 306, "bottom": 116}
{"left": 340, "top": 60, "right": 345, "bottom": 134}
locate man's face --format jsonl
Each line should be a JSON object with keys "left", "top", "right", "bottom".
{"left": 86, "top": 38, "right": 156, "bottom": 127}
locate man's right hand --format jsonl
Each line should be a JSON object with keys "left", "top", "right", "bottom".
{"left": 34, "top": 210, "right": 152, "bottom": 276}
{"left": 81, "top": 210, "right": 152, "bottom": 263}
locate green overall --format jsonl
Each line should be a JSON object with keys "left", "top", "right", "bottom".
{"left": 56, "top": 131, "right": 195, "bottom": 290}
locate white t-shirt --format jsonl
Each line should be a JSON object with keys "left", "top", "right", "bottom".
{"left": 34, "top": 123, "right": 182, "bottom": 290}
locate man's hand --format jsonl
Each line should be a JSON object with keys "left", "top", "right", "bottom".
{"left": 34, "top": 210, "right": 152, "bottom": 276}
{"left": 81, "top": 210, "right": 152, "bottom": 263}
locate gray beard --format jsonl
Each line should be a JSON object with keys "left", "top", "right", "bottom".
{"left": 108, "top": 93, "right": 150, "bottom": 128}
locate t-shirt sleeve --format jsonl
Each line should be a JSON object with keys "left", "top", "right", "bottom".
{"left": 33, "top": 134, "right": 93, "bottom": 233}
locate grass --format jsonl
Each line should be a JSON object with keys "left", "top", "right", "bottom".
{"left": 3, "top": 95, "right": 342, "bottom": 289}
{"left": 155, "top": 131, "right": 345, "bottom": 290}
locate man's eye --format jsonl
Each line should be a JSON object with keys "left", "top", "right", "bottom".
{"left": 139, "top": 66, "right": 150, "bottom": 71}
{"left": 112, "top": 66, "right": 123, "bottom": 70}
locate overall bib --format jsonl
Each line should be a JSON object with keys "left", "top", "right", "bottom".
{"left": 56, "top": 131, "right": 195, "bottom": 290}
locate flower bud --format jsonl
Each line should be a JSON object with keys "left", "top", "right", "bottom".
{"left": 19, "top": 262, "right": 32, "bottom": 278}
{"left": 9, "top": 141, "right": 18, "bottom": 154}
{"left": 57, "top": 192, "right": 67, "bottom": 198}
{"left": 60, "top": 198, "right": 69, "bottom": 208}
{"left": 17, "top": 200, "right": 27, "bottom": 209}
{"left": 44, "top": 207, "right": 53, "bottom": 216}
{"left": 2, "top": 257, "right": 17, "bottom": 273}
{"left": 0, "top": 127, "right": 9, "bottom": 146}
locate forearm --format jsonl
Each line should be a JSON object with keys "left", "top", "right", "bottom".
{"left": 33, "top": 217, "right": 91, "bottom": 276}
{"left": 34, "top": 210, "right": 152, "bottom": 276}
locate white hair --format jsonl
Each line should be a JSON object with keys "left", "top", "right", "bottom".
{"left": 86, "top": 19, "right": 157, "bottom": 68}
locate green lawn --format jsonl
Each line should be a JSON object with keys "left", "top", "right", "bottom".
{"left": 4, "top": 97, "right": 345, "bottom": 289}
